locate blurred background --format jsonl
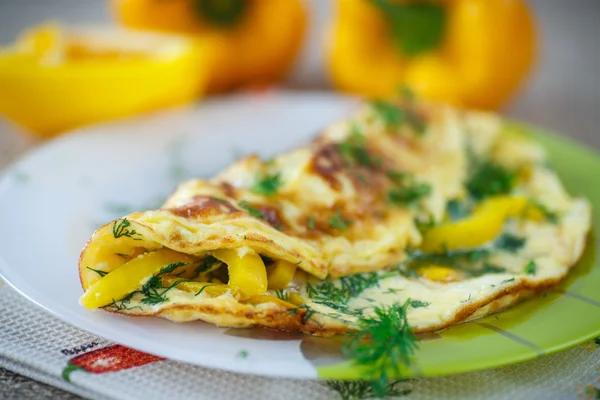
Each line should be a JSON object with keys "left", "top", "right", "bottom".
{"left": 0, "top": 0, "right": 598, "bottom": 148}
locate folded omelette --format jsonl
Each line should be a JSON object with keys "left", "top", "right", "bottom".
{"left": 79, "top": 99, "right": 591, "bottom": 336}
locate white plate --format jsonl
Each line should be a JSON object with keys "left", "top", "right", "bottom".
{"left": 0, "top": 92, "right": 359, "bottom": 378}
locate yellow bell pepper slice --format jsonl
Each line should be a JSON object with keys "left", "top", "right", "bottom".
{"left": 80, "top": 249, "right": 195, "bottom": 309}
{"left": 211, "top": 249, "right": 268, "bottom": 298}
{"left": 267, "top": 260, "right": 297, "bottom": 290}
{"left": 416, "top": 265, "right": 463, "bottom": 283}
{"left": 421, "top": 196, "right": 528, "bottom": 253}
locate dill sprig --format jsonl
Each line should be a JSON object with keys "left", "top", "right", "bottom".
{"left": 306, "top": 272, "right": 380, "bottom": 305}
{"left": 103, "top": 293, "right": 142, "bottom": 312}
{"left": 329, "top": 208, "right": 352, "bottom": 230}
{"left": 369, "top": 100, "right": 426, "bottom": 134}
{"left": 139, "top": 262, "right": 190, "bottom": 305}
{"left": 252, "top": 172, "right": 282, "bottom": 196}
{"left": 274, "top": 289, "right": 291, "bottom": 302}
{"left": 386, "top": 171, "right": 431, "bottom": 207}
{"left": 343, "top": 301, "right": 417, "bottom": 397}
{"left": 531, "top": 200, "right": 560, "bottom": 224}
{"left": 112, "top": 218, "right": 142, "bottom": 240}
{"left": 338, "top": 128, "right": 381, "bottom": 168}
{"left": 387, "top": 183, "right": 431, "bottom": 206}
{"left": 409, "top": 300, "right": 430, "bottom": 309}
{"left": 86, "top": 266, "right": 107, "bottom": 278}
{"left": 524, "top": 260, "right": 537, "bottom": 275}
{"left": 325, "top": 379, "right": 411, "bottom": 400}
{"left": 238, "top": 200, "right": 265, "bottom": 220}
{"left": 496, "top": 233, "right": 526, "bottom": 252}
{"left": 194, "top": 256, "right": 221, "bottom": 275}
{"left": 467, "top": 161, "right": 515, "bottom": 200}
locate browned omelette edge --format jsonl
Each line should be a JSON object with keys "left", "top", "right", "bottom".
{"left": 94, "top": 231, "right": 588, "bottom": 337}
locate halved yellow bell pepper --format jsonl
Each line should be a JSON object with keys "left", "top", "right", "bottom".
{"left": 328, "top": 0, "right": 536, "bottom": 109}
{"left": 212, "top": 248, "right": 268, "bottom": 298}
{"left": 267, "top": 260, "right": 297, "bottom": 290}
{"left": 0, "top": 23, "right": 209, "bottom": 137}
{"left": 421, "top": 196, "right": 527, "bottom": 253}
{"left": 113, "top": 0, "right": 307, "bottom": 93}
{"left": 80, "top": 249, "right": 196, "bottom": 309}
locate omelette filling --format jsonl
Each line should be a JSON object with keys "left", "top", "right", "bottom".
{"left": 80, "top": 247, "right": 299, "bottom": 309}
{"left": 81, "top": 195, "right": 534, "bottom": 310}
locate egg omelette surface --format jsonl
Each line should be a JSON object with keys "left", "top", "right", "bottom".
{"left": 78, "top": 99, "right": 591, "bottom": 336}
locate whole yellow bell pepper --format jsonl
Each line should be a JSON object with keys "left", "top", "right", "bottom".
{"left": 328, "top": 0, "right": 536, "bottom": 109}
{"left": 113, "top": 0, "right": 307, "bottom": 93}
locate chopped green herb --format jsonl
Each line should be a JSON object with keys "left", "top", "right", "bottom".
{"left": 496, "top": 233, "right": 526, "bottom": 252}
{"left": 338, "top": 129, "right": 381, "bottom": 168}
{"left": 325, "top": 380, "right": 411, "bottom": 400}
{"left": 313, "top": 301, "right": 365, "bottom": 317}
{"left": 329, "top": 208, "right": 352, "bottom": 230}
{"left": 139, "top": 262, "right": 190, "bottom": 305}
{"left": 387, "top": 182, "right": 431, "bottom": 207}
{"left": 288, "top": 304, "right": 318, "bottom": 325}
{"left": 237, "top": 350, "right": 249, "bottom": 359}
{"left": 209, "top": 196, "right": 228, "bottom": 204}
{"left": 307, "top": 272, "right": 380, "bottom": 305}
{"left": 86, "top": 267, "right": 108, "bottom": 278}
{"left": 112, "top": 218, "right": 142, "bottom": 240}
{"left": 238, "top": 200, "right": 265, "bottom": 220}
{"left": 252, "top": 172, "right": 282, "bottom": 196}
{"left": 103, "top": 292, "right": 142, "bottom": 312}
{"left": 446, "top": 199, "right": 472, "bottom": 221}
{"left": 409, "top": 300, "right": 430, "bottom": 309}
{"left": 467, "top": 161, "right": 516, "bottom": 200}
{"left": 371, "top": 0, "right": 446, "bottom": 56}
{"left": 369, "top": 100, "right": 426, "bottom": 134}
{"left": 531, "top": 200, "right": 560, "bottom": 224}
{"left": 307, "top": 215, "right": 315, "bottom": 230}
{"left": 342, "top": 301, "right": 417, "bottom": 397}
{"left": 501, "top": 277, "right": 516, "bottom": 284}
{"left": 194, "top": 256, "right": 221, "bottom": 275}
{"left": 384, "top": 287, "right": 403, "bottom": 295}
{"left": 274, "top": 289, "right": 290, "bottom": 302}
{"left": 474, "top": 264, "right": 507, "bottom": 276}
{"left": 370, "top": 100, "right": 405, "bottom": 128}
{"left": 524, "top": 260, "right": 537, "bottom": 275}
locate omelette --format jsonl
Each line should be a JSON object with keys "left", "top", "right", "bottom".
{"left": 78, "top": 98, "right": 591, "bottom": 336}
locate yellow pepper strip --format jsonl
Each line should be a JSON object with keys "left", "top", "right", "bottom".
{"left": 243, "top": 295, "right": 297, "bottom": 309}
{"left": 80, "top": 249, "right": 195, "bottom": 309}
{"left": 160, "top": 276, "right": 239, "bottom": 299}
{"left": 421, "top": 196, "right": 528, "bottom": 253}
{"left": 266, "top": 260, "right": 297, "bottom": 290}
{"left": 416, "top": 265, "right": 463, "bottom": 283}
{"left": 288, "top": 293, "right": 305, "bottom": 306}
{"left": 211, "top": 249, "right": 268, "bottom": 298}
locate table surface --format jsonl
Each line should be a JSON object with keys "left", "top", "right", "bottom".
{"left": 0, "top": 0, "right": 598, "bottom": 399}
